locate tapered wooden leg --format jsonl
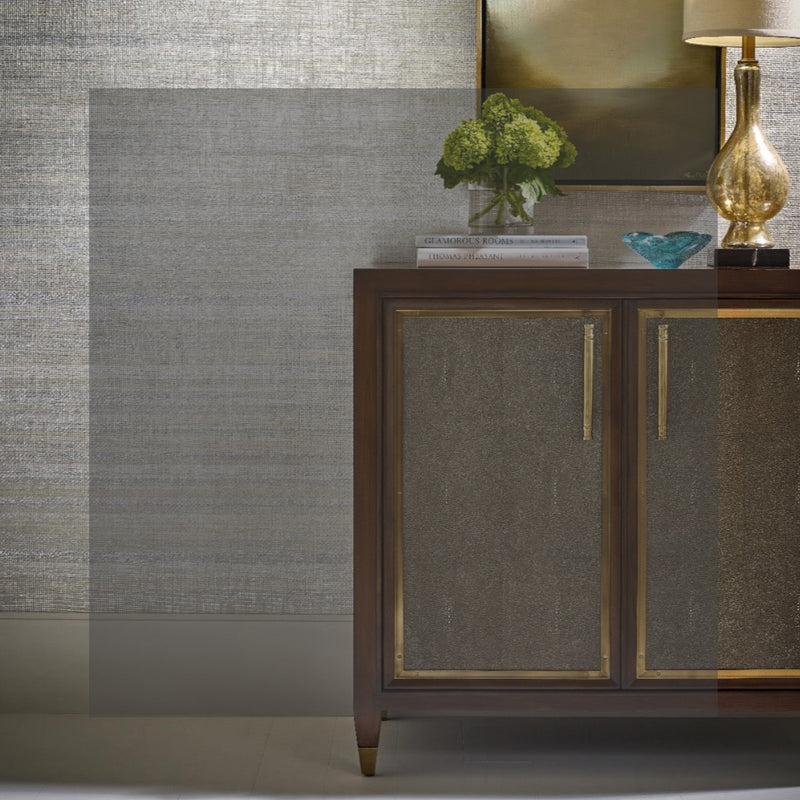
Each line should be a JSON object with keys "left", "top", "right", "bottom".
{"left": 354, "top": 715, "right": 381, "bottom": 776}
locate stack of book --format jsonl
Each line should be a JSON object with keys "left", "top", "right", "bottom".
{"left": 416, "top": 234, "right": 589, "bottom": 268}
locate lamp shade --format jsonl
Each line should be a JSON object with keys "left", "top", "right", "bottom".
{"left": 684, "top": 0, "right": 800, "bottom": 46}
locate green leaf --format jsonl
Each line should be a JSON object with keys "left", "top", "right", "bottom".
{"left": 435, "top": 157, "right": 467, "bottom": 189}
{"left": 520, "top": 171, "right": 565, "bottom": 203}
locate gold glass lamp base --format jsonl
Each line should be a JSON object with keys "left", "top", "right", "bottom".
{"left": 707, "top": 48, "right": 790, "bottom": 249}
{"left": 720, "top": 220, "right": 778, "bottom": 249}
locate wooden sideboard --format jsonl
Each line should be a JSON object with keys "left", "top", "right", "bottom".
{"left": 353, "top": 268, "right": 800, "bottom": 776}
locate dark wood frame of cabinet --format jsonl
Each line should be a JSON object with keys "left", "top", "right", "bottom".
{"left": 353, "top": 268, "right": 800, "bottom": 776}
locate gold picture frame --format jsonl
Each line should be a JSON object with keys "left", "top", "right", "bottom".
{"left": 479, "top": 0, "right": 723, "bottom": 190}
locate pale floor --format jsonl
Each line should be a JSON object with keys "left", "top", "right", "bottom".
{"left": 0, "top": 715, "right": 799, "bottom": 800}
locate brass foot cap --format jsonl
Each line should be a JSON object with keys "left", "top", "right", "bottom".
{"left": 358, "top": 747, "right": 378, "bottom": 776}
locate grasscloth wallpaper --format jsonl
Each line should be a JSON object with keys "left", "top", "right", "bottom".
{"left": 88, "top": 88, "right": 471, "bottom": 613}
{"left": 3, "top": 2, "right": 800, "bottom": 614}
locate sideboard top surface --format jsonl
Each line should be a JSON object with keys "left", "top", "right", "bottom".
{"left": 354, "top": 267, "right": 800, "bottom": 300}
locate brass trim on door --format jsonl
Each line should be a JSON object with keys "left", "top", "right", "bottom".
{"left": 657, "top": 324, "right": 668, "bottom": 441}
{"left": 393, "top": 308, "right": 613, "bottom": 681}
{"left": 583, "top": 323, "right": 595, "bottom": 441}
{"left": 637, "top": 307, "right": 800, "bottom": 680}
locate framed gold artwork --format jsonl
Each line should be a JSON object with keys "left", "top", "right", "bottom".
{"left": 479, "top": 0, "right": 723, "bottom": 189}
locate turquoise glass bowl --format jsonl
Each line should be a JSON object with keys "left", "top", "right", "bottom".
{"left": 622, "top": 231, "right": 713, "bottom": 269}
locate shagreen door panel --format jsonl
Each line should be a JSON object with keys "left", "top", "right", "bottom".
{"left": 390, "top": 308, "right": 613, "bottom": 681}
{"left": 638, "top": 309, "right": 800, "bottom": 681}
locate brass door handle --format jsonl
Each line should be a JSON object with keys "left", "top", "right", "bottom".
{"left": 658, "top": 324, "right": 668, "bottom": 441}
{"left": 583, "top": 323, "right": 595, "bottom": 441}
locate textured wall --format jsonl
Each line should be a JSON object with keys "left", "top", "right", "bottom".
{"left": 2, "top": 2, "right": 800, "bottom": 614}
{"left": 88, "top": 88, "right": 471, "bottom": 613}
{"left": 1, "top": 0, "right": 474, "bottom": 613}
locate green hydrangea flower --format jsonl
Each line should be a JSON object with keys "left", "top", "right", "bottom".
{"left": 523, "top": 106, "right": 577, "bottom": 169}
{"left": 442, "top": 119, "right": 491, "bottom": 172}
{"left": 435, "top": 92, "right": 578, "bottom": 222}
{"left": 553, "top": 138, "right": 578, "bottom": 169}
{"left": 478, "top": 92, "right": 517, "bottom": 133}
{"left": 495, "top": 116, "right": 560, "bottom": 169}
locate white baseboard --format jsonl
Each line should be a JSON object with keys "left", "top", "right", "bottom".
{"left": 0, "top": 614, "right": 352, "bottom": 715}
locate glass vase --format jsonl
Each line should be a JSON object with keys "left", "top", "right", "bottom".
{"left": 467, "top": 180, "right": 535, "bottom": 236}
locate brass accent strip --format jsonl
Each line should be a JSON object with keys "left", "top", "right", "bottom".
{"left": 636, "top": 311, "right": 650, "bottom": 680}
{"left": 583, "top": 323, "right": 595, "bottom": 441}
{"left": 657, "top": 324, "right": 668, "bottom": 441}
{"left": 638, "top": 667, "right": 800, "bottom": 679}
{"left": 636, "top": 307, "right": 800, "bottom": 680}
{"left": 393, "top": 308, "right": 613, "bottom": 681}
{"left": 397, "top": 309, "right": 605, "bottom": 319}
{"left": 475, "top": 0, "right": 483, "bottom": 95}
{"left": 644, "top": 308, "right": 800, "bottom": 319}
{"left": 719, "top": 48, "right": 728, "bottom": 148}
{"left": 396, "top": 667, "right": 608, "bottom": 680}
{"left": 393, "top": 310, "right": 406, "bottom": 682}
{"left": 600, "top": 315, "right": 612, "bottom": 682}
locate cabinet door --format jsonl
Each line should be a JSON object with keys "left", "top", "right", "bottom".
{"left": 636, "top": 308, "right": 800, "bottom": 684}
{"left": 385, "top": 305, "right": 617, "bottom": 685}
